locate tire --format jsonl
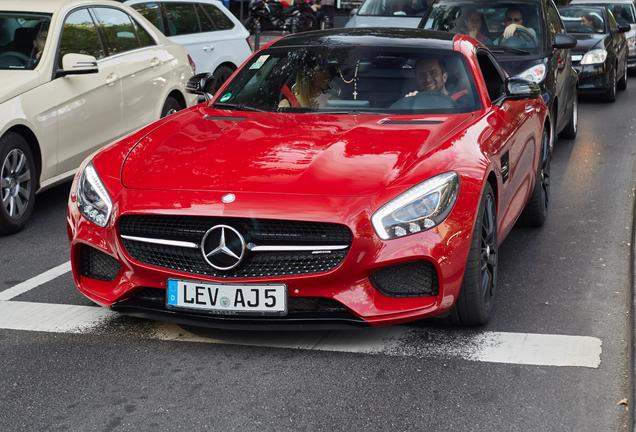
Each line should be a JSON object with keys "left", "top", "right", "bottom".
{"left": 602, "top": 66, "right": 617, "bottom": 102}
{"left": 211, "top": 65, "right": 235, "bottom": 94}
{"left": 519, "top": 127, "right": 550, "bottom": 227}
{"left": 559, "top": 91, "right": 578, "bottom": 140}
{"left": 452, "top": 183, "right": 497, "bottom": 326}
{"left": 160, "top": 96, "right": 183, "bottom": 118}
{"left": 0, "top": 132, "right": 37, "bottom": 235}
{"left": 618, "top": 58, "right": 628, "bottom": 91}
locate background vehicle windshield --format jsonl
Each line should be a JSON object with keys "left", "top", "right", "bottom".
{"left": 559, "top": 6, "right": 607, "bottom": 34}
{"left": 358, "top": 0, "right": 431, "bottom": 17}
{"left": 603, "top": 2, "right": 636, "bottom": 24}
{"left": 0, "top": 12, "right": 51, "bottom": 70}
{"left": 216, "top": 46, "right": 481, "bottom": 114}
{"left": 423, "top": 2, "right": 544, "bottom": 55}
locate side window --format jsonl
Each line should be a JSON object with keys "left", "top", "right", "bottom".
{"left": 163, "top": 3, "right": 200, "bottom": 36}
{"left": 132, "top": 19, "right": 156, "bottom": 47}
{"left": 131, "top": 3, "right": 165, "bottom": 34}
{"left": 92, "top": 7, "right": 141, "bottom": 56}
{"left": 546, "top": 1, "right": 564, "bottom": 35}
{"left": 477, "top": 51, "right": 505, "bottom": 102}
{"left": 196, "top": 3, "right": 216, "bottom": 32}
{"left": 201, "top": 4, "right": 234, "bottom": 31}
{"left": 58, "top": 8, "right": 105, "bottom": 66}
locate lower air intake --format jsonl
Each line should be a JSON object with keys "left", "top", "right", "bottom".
{"left": 79, "top": 246, "right": 121, "bottom": 282}
{"left": 370, "top": 261, "right": 438, "bottom": 297}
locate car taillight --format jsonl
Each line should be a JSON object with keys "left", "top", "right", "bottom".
{"left": 187, "top": 54, "right": 196, "bottom": 73}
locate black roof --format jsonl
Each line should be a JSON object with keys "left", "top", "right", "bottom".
{"left": 270, "top": 28, "right": 457, "bottom": 50}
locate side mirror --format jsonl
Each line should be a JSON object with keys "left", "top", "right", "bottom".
{"left": 505, "top": 76, "right": 541, "bottom": 100}
{"left": 186, "top": 72, "right": 215, "bottom": 101}
{"left": 57, "top": 53, "right": 98, "bottom": 77}
{"left": 553, "top": 33, "right": 577, "bottom": 49}
{"left": 350, "top": 8, "right": 358, "bottom": 17}
{"left": 618, "top": 23, "right": 631, "bottom": 33}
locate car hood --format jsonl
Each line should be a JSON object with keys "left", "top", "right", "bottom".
{"left": 0, "top": 70, "right": 41, "bottom": 104}
{"left": 121, "top": 108, "right": 472, "bottom": 196}
{"left": 570, "top": 33, "right": 605, "bottom": 54}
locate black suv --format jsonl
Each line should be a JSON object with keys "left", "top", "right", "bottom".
{"left": 419, "top": 0, "right": 579, "bottom": 142}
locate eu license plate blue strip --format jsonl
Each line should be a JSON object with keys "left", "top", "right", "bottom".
{"left": 167, "top": 279, "right": 178, "bottom": 305}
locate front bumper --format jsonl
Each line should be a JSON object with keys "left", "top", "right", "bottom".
{"left": 67, "top": 187, "right": 476, "bottom": 329}
{"left": 572, "top": 61, "right": 611, "bottom": 93}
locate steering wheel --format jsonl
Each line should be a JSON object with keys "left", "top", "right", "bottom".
{"left": 0, "top": 51, "right": 32, "bottom": 67}
{"left": 501, "top": 27, "right": 536, "bottom": 48}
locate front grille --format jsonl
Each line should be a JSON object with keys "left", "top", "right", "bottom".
{"left": 120, "top": 288, "right": 353, "bottom": 319}
{"left": 80, "top": 245, "right": 121, "bottom": 281}
{"left": 119, "top": 215, "right": 352, "bottom": 279}
{"left": 370, "top": 261, "right": 438, "bottom": 297}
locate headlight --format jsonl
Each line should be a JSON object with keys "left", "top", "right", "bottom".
{"left": 628, "top": 36, "right": 636, "bottom": 47}
{"left": 371, "top": 172, "right": 459, "bottom": 240}
{"left": 516, "top": 63, "right": 546, "bottom": 84}
{"left": 581, "top": 49, "right": 607, "bottom": 65}
{"left": 77, "top": 163, "right": 112, "bottom": 227}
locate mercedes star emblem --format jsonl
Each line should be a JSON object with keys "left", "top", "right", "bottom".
{"left": 201, "top": 225, "right": 246, "bottom": 270}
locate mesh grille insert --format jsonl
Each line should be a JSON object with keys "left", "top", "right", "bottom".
{"left": 118, "top": 215, "right": 352, "bottom": 279}
{"left": 370, "top": 261, "right": 438, "bottom": 297}
{"left": 80, "top": 246, "right": 121, "bottom": 282}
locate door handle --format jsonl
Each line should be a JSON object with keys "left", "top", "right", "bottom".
{"left": 150, "top": 57, "right": 161, "bottom": 68}
{"left": 202, "top": 45, "right": 215, "bottom": 52}
{"left": 105, "top": 73, "right": 119, "bottom": 86}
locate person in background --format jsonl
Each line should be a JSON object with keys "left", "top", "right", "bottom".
{"left": 457, "top": 9, "right": 491, "bottom": 44}
{"left": 494, "top": 6, "right": 537, "bottom": 44}
{"left": 31, "top": 23, "right": 48, "bottom": 65}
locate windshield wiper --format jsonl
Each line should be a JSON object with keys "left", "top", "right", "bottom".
{"left": 490, "top": 46, "right": 531, "bottom": 55}
{"left": 212, "top": 102, "right": 265, "bottom": 112}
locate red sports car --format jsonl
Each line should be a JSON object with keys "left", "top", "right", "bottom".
{"left": 67, "top": 29, "right": 550, "bottom": 328}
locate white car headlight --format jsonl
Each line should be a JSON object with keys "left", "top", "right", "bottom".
{"left": 371, "top": 172, "right": 459, "bottom": 240}
{"left": 581, "top": 49, "right": 608, "bottom": 65}
{"left": 516, "top": 63, "right": 547, "bottom": 83}
{"left": 77, "top": 163, "right": 112, "bottom": 227}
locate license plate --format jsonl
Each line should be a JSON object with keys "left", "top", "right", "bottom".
{"left": 166, "top": 279, "right": 287, "bottom": 316}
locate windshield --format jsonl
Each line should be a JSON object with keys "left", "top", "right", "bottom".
{"left": 604, "top": 2, "right": 636, "bottom": 24}
{"left": 423, "top": 2, "right": 544, "bottom": 55}
{"left": 0, "top": 12, "right": 51, "bottom": 70}
{"left": 559, "top": 6, "right": 607, "bottom": 34}
{"left": 358, "top": 0, "right": 433, "bottom": 18}
{"left": 215, "top": 46, "right": 481, "bottom": 114}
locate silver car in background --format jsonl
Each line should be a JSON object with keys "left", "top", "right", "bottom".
{"left": 345, "top": 0, "right": 434, "bottom": 28}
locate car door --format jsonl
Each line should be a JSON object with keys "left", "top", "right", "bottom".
{"left": 162, "top": 2, "right": 208, "bottom": 71}
{"left": 195, "top": 1, "right": 251, "bottom": 73}
{"left": 545, "top": 0, "right": 571, "bottom": 133}
{"left": 607, "top": 9, "right": 628, "bottom": 73}
{"left": 92, "top": 6, "right": 171, "bottom": 133}
{"left": 38, "top": 7, "right": 123, "bottom": 175}
{"left": 476, "top": 50, "right": 538, "bottom": 236}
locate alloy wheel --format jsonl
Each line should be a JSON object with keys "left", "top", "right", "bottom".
{"left": 480, "top": 193, "right": 497, "bottom": 303}
{"left": 1, "top": 148, "right": 32, "bottom": 220}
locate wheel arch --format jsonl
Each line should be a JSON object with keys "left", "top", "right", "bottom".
{"left": 166, "top": 89, "right": 187, "bottom": 110}
{"left": 2, "top": 125, "right": 42, "bottom": 188}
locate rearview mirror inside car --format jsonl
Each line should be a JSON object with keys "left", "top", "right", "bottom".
{"left": 553, "top": 33, "right": 577, "bottom": 49}
{"left": 57, "top": 53, "right": 98, "bottom": 77}
{"left": 505, "top": 77, "right": 541, "bottom": 100}
{"left": 186, "top": 72, "right": 215, "bottom": 101}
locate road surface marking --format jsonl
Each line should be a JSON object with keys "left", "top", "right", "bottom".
{"left": 0, "top": 261, "right": 71, "bottom": 301}
{"left": 0, "top": 300, "right": 603, "bottom": 368}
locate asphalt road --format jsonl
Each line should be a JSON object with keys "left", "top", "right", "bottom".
{"left": 1, "top": 85, "right": 635, "bottom": 431}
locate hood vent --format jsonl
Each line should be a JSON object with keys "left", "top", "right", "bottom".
{"left": 379, "top": 119, "right": 444, "bottom": 125}
{"left": 205, "top": 115, "right": 247, "bottom": 122}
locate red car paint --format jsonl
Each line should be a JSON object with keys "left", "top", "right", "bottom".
{"left": 67, "top": 30, "right": 549, "bottom": 327}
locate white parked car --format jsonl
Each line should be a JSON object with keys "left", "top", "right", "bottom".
{"left": 0, "top": 0, "right": 196, "bottom": 234}
{"left": 125, "top": 0, "right": 252, "bottom": 91}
